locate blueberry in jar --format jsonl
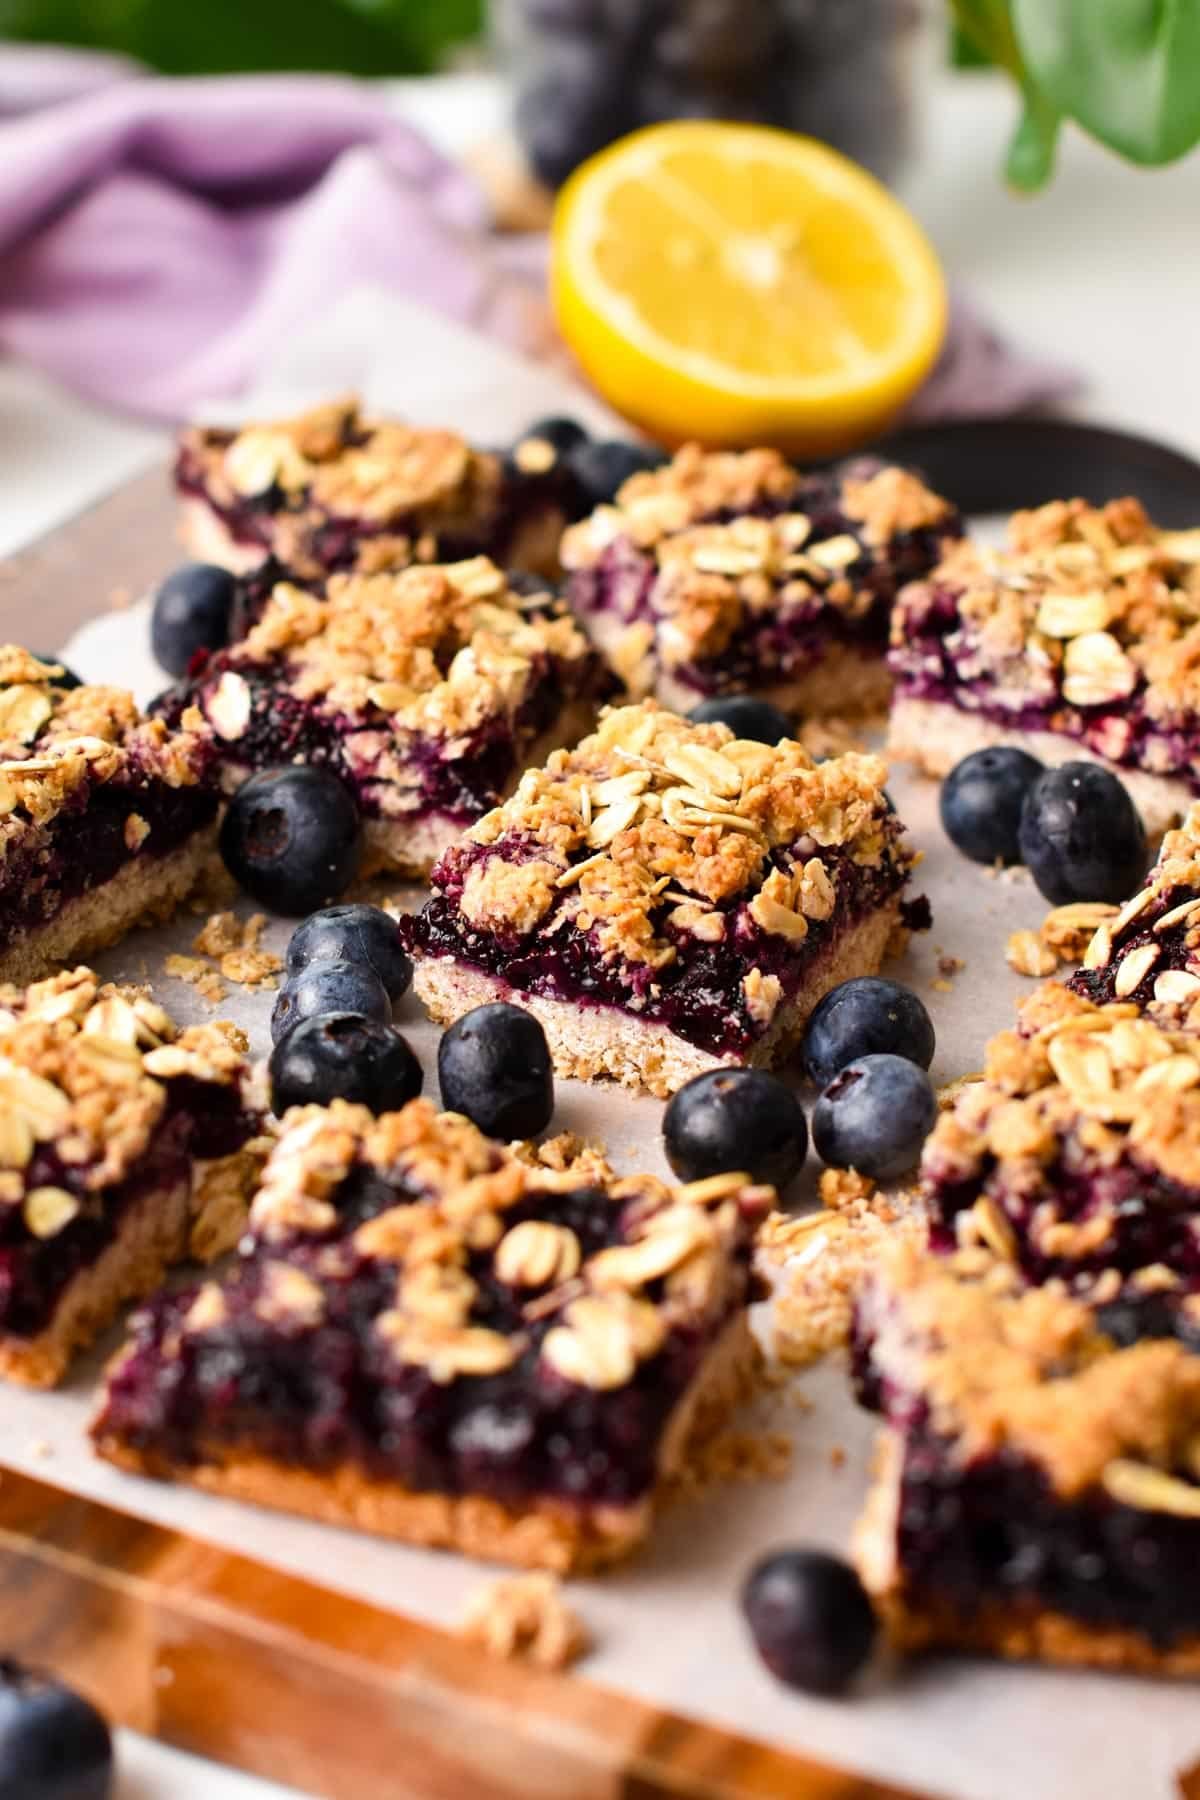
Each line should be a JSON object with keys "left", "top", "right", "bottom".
{"left": 741, "top": 1549, "right": 877, "bottom": 1696}
{"left": 812, "top": 1053, "right": 936, "bottom": 1181}
{"left": 801, "top": 978, "right": 934, "bottom": 1089}
{"left": 688, "top": 696, "right": 793, "bottom": 745}
{"left": 437, "top": 1003, "right": 554, "bottom": 1140}
{"left": 219, "top": 767, "right": 362, "bottom": 915}
{"left": 568, "top": 438, "right": 668, "bottom": 509}
{"left": 0, "top": 1658, "right": 113, "bottom": 1799}
{"left": 663, "top": 1068, "right": 807, "bottom": 1192}
{"left": 939, "top": 746, "right": 1044, "bottom": 866}
{"left": 270, "top": 961, "right": 391, "bottom": 1045}
{"left": 285, "top": 903, "right": 412, "bottom": 1000}
{"left": 269, "top": 1013, "right": 422, "bottom": 1115}
{"left": 1018, "top": 762, "right": 1147, "bottom": 904}
{"left": 150, "top": 562, "right": 238, "bottom": 676}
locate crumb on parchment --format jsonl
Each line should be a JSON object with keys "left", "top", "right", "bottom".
{"left": 459, "top": 1573, "right": 590, "bottom": 1671}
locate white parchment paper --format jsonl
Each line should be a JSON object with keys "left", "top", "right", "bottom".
{"left": 8, "top": 304, "right": 1196, "bottom": 1800}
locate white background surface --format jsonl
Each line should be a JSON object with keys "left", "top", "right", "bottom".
{"left": 0, "top": 63, "right": 1199, "bottom": 1800}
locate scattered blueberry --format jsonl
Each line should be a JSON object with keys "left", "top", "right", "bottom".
{"left": 801, "top": 978, "right": 935, "bottom": 1089}
{"left": 219, "top": 767, "right": 362, "bottom": 916}
{"left": 270, "top": 961, "right": 391, "bottom": 1045}
{"left": 1018, "top": 761, "right": 1147, "bottom": 905}
{"left": 518, "top": 415, "right": 589, "bottom": 455}
{"left": 939, "top": 746, "right": 1044, "bottom": 866}
{"left": 150, "top": 563, "right": 238, "bottom": 676}
{"left": 438, "top": 1003, "right": 554, "bottom": 1140}
{"left": 29, "top": 655, "right": 82, "bottom": 689}
{"left": 269, "top": 1013, "right": 423, "bottom": 1115}
{"left": 811, "top": 1054, "right": 937, "bottom": 1181}
{"left": 741, "top": 1550, "right": 877, "bottom": 1696}
{"left": 285, "top": 903, "right": 412, "bottom": 1000}
{"left": 663, "top": 1068, "right": 808, "bottom": 1192}
{"left": 568, "top": 438, "right": 668, "bottom": 508}
{"left": 688, "top": 695, "right": 793, "bottom": 745}
{"left": 0, "top": 1658, "right": 113, "bottom": 1799}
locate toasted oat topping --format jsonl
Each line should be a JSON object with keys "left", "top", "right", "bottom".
{"left": 867, "top": 1239, "right": 1200, "bottom": 1500}
{"left": 0, "top": 648, "right": 206, "bottom": 865}
{"left": 922, "top": 979, "right": 1200, "bottom": 1211}
{"left": 456, "top": 700, "right": 902, "bottom": 968}
{"left": 203, "top": 560, "right": 592, "bottom": 753}
{"left": 0, "top": 967, "right": 248, "bottom": 1205}
{"left": 893, "top": 497, "right": 1200, "bottom": 723}
{"left": 236, "top": 1097, "right": 768, "bottom": 1390}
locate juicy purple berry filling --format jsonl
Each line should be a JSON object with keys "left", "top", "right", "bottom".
{"left": 94, "top": 1171, "right": 753, "bottom": 1510}
{"left": 1066, "top": 885, "right": 1199, "bottom": 1011}
{"left": 406, "top": 822, "right": 914, "bottom": 1057}
{"left": 897, "top": 1422, "right": 1200, "bottom": 1649}
{"left": 0, "top": 778, "right": 217, "bottom": 957}
{"left": 890, "top": 584, "right": 1200, "bottom": 791}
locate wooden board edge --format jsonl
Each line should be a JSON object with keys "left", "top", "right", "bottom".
{"left": 0, "top": 1466, "right": 935, "bottom": 1800}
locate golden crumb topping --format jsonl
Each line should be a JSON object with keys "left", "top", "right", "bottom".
{"left": 0, "top": 967, "right": 248, "bottom": 1210}
{"left": 202, "top": 559, "right": 593, "bottom": 755}
{"left": 457, "top": 700, "right": 900, "bottom": 967}
{"left": 895, "top": 497, "right": 1200, "bottom": 723}
{"left": 867, "top": 1240, "right": 1200, "bottom": 1501}
{"left": 0, "top": 648, "right": 206, "bottom": 867}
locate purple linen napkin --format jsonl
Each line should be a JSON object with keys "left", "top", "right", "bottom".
{"left": 0, "top": 46, "right": 1077, "bottom": 426}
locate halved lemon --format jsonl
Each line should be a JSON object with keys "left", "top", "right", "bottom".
{"left": 551, "top": 121, "right": 947, "bottom": 456}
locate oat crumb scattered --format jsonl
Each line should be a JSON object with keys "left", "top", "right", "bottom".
{"left": 819, "top": 1167, "right": 876, "bottom": 1212}
{"left": 936, "top": 952, "right": 964, "bottom": 979}
{"left": 27, "top": 1439, "right": 52, "bottom": 1460}
{"left": 165, "top": 953, "right": 226, "bottom": 1002}
{"left": 931, "top": 977, "right": 954, "bottom": 993}
{"left": 830, "top": 1445, "right": 847, "bottom": 1470}
{"left": 682, "top": 1429, "right": 794, "bottom": 1486}
{"left": 459, "top": 1573, "right": 589, "bottom": 1671}
{"left": 1006, "top": 928, "right": 1059, "bottom": 978}
{"left": 190, "top": 912, "right": 283, "bottom": 991}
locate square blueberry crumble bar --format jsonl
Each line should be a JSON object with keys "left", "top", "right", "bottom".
{"left": 853, "top": 1238, "right": 1200, "bottom": 1675}
{"left": 92, "top": 1101, "right": 769, "bottom": 1571}
{"left": 175, "top": 396, "right": 580, "bottom": 582}
{"left": 561, "top": 445, "right": 957, "bottom": 716}
{"left": 0, "top": 967, "right": 262, "bottom": 1387}
{"left": 0, "top": 648, "right": 219, "bottom": 986}
{"left": 153, "top": 559, "right": 607, "bottom": 879}
{"left": 404, "top": 700, "right": 922, "bottom": 1097}
{"left": 889, "top": 496, "right": 1200, "bottom": 837}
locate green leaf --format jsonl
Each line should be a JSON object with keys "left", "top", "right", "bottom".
{"left": 1013, "top": 0, "right": 1200, "bottom": 165}
{"left": 1005, "top": 83, "right": 1062, "bottom": 189}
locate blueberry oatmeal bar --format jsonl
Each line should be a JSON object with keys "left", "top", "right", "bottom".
{"left": 561, "top": 445, "right": 957, "bottom": 715}
{"left": 853, "top": 1238, "right": 1200, "bottom": 1674}
{"left": 0, "top": 967, "right": 262, "bottom": 1387}
{"left": 889, "top": 496, "right": 1200, "bottom": 836}
{"left": 404, "top": 700, "right": 922, "bottom": 1098}
{"left": 92, "top": 1101, "right": 769, "bottom": 1571}
{"left": 0, "top": 649, "right": 219, "bottom": 986}
{"left": 175, "top": 396, "right": 580, "bottom": 582}
{"left": 153, "top": 559, "right": 607, "bottom": 879}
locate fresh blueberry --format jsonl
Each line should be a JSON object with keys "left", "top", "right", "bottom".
{"left": 688, "top": 695, "right": 794, "bottom": 745}
{"left": 270, "top": 962, "right": 391, "bottom": 1045}
{"left": 269, "top": 1013, "right": 422, "bottom": 1115}
{"left": 29, "top": 655, "right": 82, "bottom": 690}
{"left": 663, "top": 1068, "right": 807, "bottom": 1191}
{"left": 812, "top": 1054, "right": 936, "bottom": 1181}
{"left": 150, "top": 563, "right": 238, "bottom": 676}
{"left": 285, "top": 903, "right": 412, "bottom": 1000}
{"left": 568, "top": 439, "right": 668, "bottom": 508}
{"left": 1094, "top": 1292, "right": 1180, "bottom": 1349}
{"left": 518, "top": 415, "right": 589, "bottom": 455}
{"left": 939, "top": 746, "right": 1044, "bottom": 866}
{"left": 0, "top": 1658, "right": 113, "bottom": 1799}
{"left": 801, "top": 978, "right": 935, "bottom": 1089}
{"left": 741, "top": 1550, "right": 877, "bottom": 1696}
{"left": 1018, "top": 762, "right": 1147, "bottom": 904}
{"left": 437, "top": 1003, "right": 554, "bottom": 1140}
{"left": 219, "top": 767, "right": 362, "bottom": 916}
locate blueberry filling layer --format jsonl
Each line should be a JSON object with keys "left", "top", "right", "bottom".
{"left": 406, "top": 825, "right": 913, "bottom": 1057}
{"left": 94, "top": 1173, "right": 753, "bottom": 1510}
{"left": 890, "top": 586, "right": 1200, "bottom": 790}
{"left": 0, "top": 779, "right": 217, "bottom": 957}
{"left": 1066, "top": 886, "right": 1199, "bottom": 1011}
{"left": 0, "top": 1086, "right": 256, "bottom": 1341}
{"left": 896, "top": 1423, "right": 1200, "bottom": 1650}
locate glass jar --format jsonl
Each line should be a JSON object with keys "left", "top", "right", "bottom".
{"left": 499, "top": 0, "right": 929, "bottom": 192}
